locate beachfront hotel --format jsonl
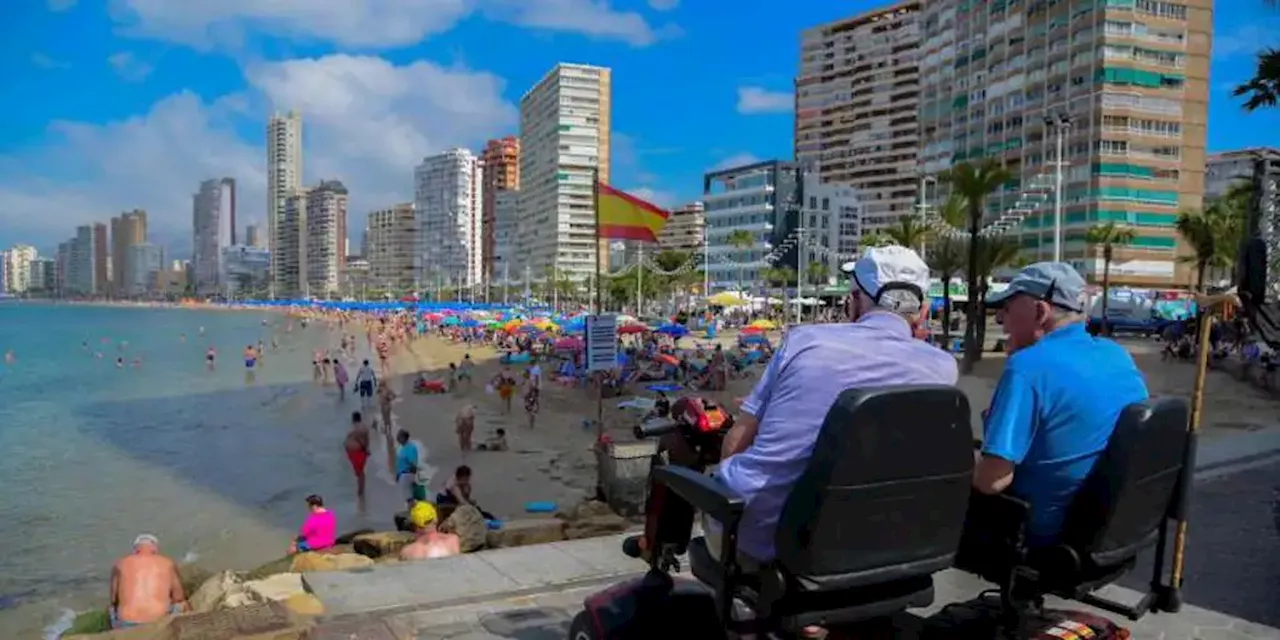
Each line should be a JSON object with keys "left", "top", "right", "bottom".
{"left": 110, "top": 210, "right": 147, "bottom": 298}
{"left": 192, "top": 177, "right": 238, "bottom": 296}
{"left": 702, "top": 159, "right": 803, "bottom": 292}
{"left": 414, "top": 148, "right": 485, "bottom": 291}
{"left": 267, "top": 111, "right": 304, "bottom": 296}
{"left": 914, "top": 0, "right": 1212, "bottom": 287}
{"left": 364, "top": 202, "right": 418, "bottom": 293}
{"left": 481, "top": 136, "right": 520, "bottom": 285}
{"left": 491, "top": 190, "right": 521, "bottom": 286}
{"left": 2, "top": 244, "right": 37, "bottom": 294}
{"left": 517, "top": 63, "right": 613, "bottom": 283}
{"left": 277, "top": 181, "right": 349, "bottom": 299}
{"left": 656, "top": 203, "right": 706, "bottom": 254}
{"left": 795, "top": 2, "right": 923, "bottom": 235}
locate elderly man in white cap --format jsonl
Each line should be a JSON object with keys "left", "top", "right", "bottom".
{"left": 707, "top": 245, "right": 958, "bottom": 571}
{"left": 109, "top": 534, "right": 188, "bottom": 628}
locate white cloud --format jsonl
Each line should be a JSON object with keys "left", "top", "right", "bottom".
{"left": 627, "top": 187, "right": 678, "bottom": 209}
{"left": 647, "top": 0, "right": 679, "bottom": 11}
{"left": 108, "top": 52, "right": 154, "bottom": 81}
{"left": 736, "top": 86, "right": 792, "bottom": 115}
{"left": 47, "top": 0, "right": 77, "bottom": 11}
{"left": 709, "top": 152, "right": 761, "bottom": 172}
{"left": 31, "top": 52, "right": 71, "bottom": 69}
{"left": 0, "top": 54, "right": 517, "bottom": 250}
{"left": 110, "top": 0, "right": 673, "bottom": 49}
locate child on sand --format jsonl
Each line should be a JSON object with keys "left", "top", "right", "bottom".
{"left": 456, "top": 404, "right": 476, "bottom": 452}
{"left": 478, "top": 428, "right": 508, "bottom": 451}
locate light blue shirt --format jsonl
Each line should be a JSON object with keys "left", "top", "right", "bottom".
{"left": 983, "top": 323, "right": 1148, "bottom": 545}
{"left": 396, "top": 441, "right": 420, "bottom": 477}
{"left": 715, "top": 313, "right": 959, "bottom": 561}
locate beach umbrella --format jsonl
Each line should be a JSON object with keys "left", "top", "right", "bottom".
{"left": 618, "top": 324, "right": 647, "bottom": 335}
{"left": 741, "top": 326, "right": 765, "bottom": 335}
{"left": 460, "top": 318, "right": 481, "bottom": 328}
{"left": 555, "top": 337, "right": 584, "bottom": 351}
{"left": 708, "top": 291, "right": 749, "bottom": 307}
{"left": 485, "top": 321, "right": 503, "bottom": 329}
{"left": 443, "top": 316, "right": 461, "bottom": 326}
{"left": 749, "top": 319, "right": 778, "bottom": 330}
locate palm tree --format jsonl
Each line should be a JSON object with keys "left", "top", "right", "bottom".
{"left": 806, "top": 261, "right": 827, "bottom": 286}
{"left": 928, "top": 237, "right": 966, "bottom": 349}
{"left": 973, "top": 237, "right": 1026, "bottom": 352}
{"left": 885, "top": 216, "right": 933, "bottom": 252}
{"left": 1085, "top": 222, "right": 1137, "bottom": 335}
{"left": 941, "top": 159, "right": 1015, "bottom": 372}
{"left": 860, "top": 232, "right": 893, "bottom": 249}
{"left": 1235, "top": 48, "right": 1280, "bottom": 111}
{"left": 1176, "top": 203, "right": 1244, "bottom": 291}
{"left": 726, "top": 229, "right": 755, "bottom": 293}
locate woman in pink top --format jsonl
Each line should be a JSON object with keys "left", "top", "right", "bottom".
{"left": 289, "top": 494, "right": 337, "bottom": 554}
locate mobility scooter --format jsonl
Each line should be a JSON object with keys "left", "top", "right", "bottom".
{"left": 570, "top": 385, "right": 1197, "bottom": 640}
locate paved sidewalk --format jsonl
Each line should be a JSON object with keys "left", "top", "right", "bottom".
{"left": 304, "top": 532, "right": 1280, "bottom": 639}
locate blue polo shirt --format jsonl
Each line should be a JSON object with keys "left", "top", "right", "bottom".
{"left": 982, "top": 323, "right": 1148, "bottom": 545}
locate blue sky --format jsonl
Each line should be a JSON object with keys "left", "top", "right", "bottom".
{"left": 1, "top": 0, "right": 1278, "bottom": 255}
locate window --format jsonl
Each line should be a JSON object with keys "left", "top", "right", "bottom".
{"left": 1135, "top": 0, "right": 1187, "bottom": 20}
{"left": 1099, "top": 139, "right": 1129, "bottom": 155}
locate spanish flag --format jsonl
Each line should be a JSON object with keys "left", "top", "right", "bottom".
{"left": 597, "top": 183, "right": 670, "bottom": 243}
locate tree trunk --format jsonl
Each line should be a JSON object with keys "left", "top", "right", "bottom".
{"left": 941, "top": 279, "right": 954, "bottom": 349}
{"left": 962, "top": 214, "right": 982, "bottom": 373}
{"left": 975, "top": 282, "right": 989, "bottom": 354}
{"left": 1100, "top": 246, "right": 1112, "bottom": 336}
{"left": 1196, "top": 263, "right": 1207, "bottom": 292}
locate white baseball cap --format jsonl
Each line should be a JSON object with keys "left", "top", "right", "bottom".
{"left": 840, "top": 245, "right": 931, "bottom": 314}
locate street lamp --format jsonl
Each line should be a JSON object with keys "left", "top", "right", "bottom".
{"left": 916, "top": 175, "right": 938, "bottom": 259}
{"left": 1045, "top": 113, "right": 1073, "bottom": 263}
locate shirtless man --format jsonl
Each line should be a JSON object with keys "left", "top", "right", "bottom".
{"left": 377, "top": 379, "right": 396, "bottom": 433}
{"left": 110, "top": 534, "right": 188, "bottom": 628}
{"left": 456, "top": 404, "right": 476, "bottom": 452}
{"left": 398, "top": 502, "right": 461, "bottom": 561}
{"left": 343, "top": 411, "right": 371, "bottom": 500}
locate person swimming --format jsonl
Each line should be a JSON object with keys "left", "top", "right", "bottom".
{"left": 205, "top": 347, "right": 216, "bottom": 369}
{"left": 116, "top": 357, "right": 125, "bottom": 368}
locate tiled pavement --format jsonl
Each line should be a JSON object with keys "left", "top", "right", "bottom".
{"left": 304, "top": 434, "right": 1280, "bottom": 639}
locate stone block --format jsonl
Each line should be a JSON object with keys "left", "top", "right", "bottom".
{"left": 350, "top": 531, "right": 416, "bottom": 559}
{"left": 290, "top": 552, "right": 374, "bottom": 573}
{"left": 484, "top": 518, "right": 566, "bottom": 549}
{"left": 564, "top": 514, "right": 630, "bottom": 540}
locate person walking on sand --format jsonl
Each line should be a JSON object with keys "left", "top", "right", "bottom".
{"left": 333, "top": 358, "right": 350, "bottom": 402}
{"left": 492, "top": 368, "right": 517, "bottom": 414}
{"left": 344, "top": 411, "right": 371, "bottom": 502}
{"left": 395, "top": 429, "right": 422, "bottom": 508}
{"left": 456, "top": 404, "right": 476, "bottom": 452}
{"left": 377, "top": 378, "right": 397, "bottom": 432}
{"left": 523, "top": 368, "right": 540, "bottom": 429}
{"left": 355, "top": 359, "right": 377, "bottom": 408}
{"left": 110, "top": 534, "right": 188, "bottom": 629}
{"left": 457, "top": 354, "right": 475, "bottom": 391}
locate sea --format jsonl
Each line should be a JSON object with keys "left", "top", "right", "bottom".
{"left": 0, "top": 303, "right": 412, "bottom": 639}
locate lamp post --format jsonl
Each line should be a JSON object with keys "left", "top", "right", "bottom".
{"left": 915, "top": 175, "right": 937, "bottom": 259}
{"left": 1046, "top": 113, "right": 1073, "bottom": 263}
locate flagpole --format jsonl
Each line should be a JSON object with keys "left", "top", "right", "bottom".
{"left": 592, "top": 168, "right": 604, "bottom": 441}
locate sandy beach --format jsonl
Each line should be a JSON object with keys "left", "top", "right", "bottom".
{"left": 382, "top": 329, "right": 1280, "bottom": 523}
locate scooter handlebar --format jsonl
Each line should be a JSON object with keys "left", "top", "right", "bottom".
{"left": 634, "top": 417, "right": 679, "bottom": 439}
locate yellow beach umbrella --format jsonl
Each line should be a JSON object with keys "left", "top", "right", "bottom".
{"left": 749, "top": 319, "right": 778, "bottom": 330}
{"left": 708, "top": 291, "right": 749, "bottom": 307}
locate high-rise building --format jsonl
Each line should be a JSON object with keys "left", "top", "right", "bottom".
{"left": 126, "top": 243, "right": 165, "bottom": 297}
{"left": 192, "top": 178, "right": 237, "bottom": 295}
{"left": 70, "top": 225, "right": 98, "bottom": 296}
{"left": 797, "top": 177, "right": 865, "bottom": 281}
{"left": 365, "top": 203, "right": 418, "bottom": 292}
{"left": 491, "top": 190, "right": 521, "bottom": 285}
{"left": 481, "top": 137, "right": 521, "bottom": 283}
{"left": 916, "top": 0, "right": 1211, "bottom": 286}
{"left": 92, "top": 222, "right": 109, "bottom": 295}
{"left": 55, "top": 241, "right": 70, "bottom": 296}
{"left": 245, "top": 223, "right": 265, "bottom": 248}
{"left": 3, "top": 244, "right": 37, "bottom": 293}
{"left": 415, "top": 149, "right": 484, "bottom": 289}
{"left": 277, "top": 181, "right": 348, "bottom": 298}
{"left": 796, "top": 2, "right": 922, "bottom": 233}
{"left": 518, "top": 63, "right": 612, "bottom": 282}
{"left": 1206, "top": 147, "right": 1280, "bottom": 201}
{"left": 703, "top": 160, "right": 803, "bottom": 292}
{"left": 268, "top": 110, "right": 304, "bottom": 293}
{"left": 222, "top": 245, "right": 270, "bottom": 298}
{"left": 30, "top": 258, "right": 56, "bottom": 293}
{"left": 657, "top": 203, "right": 706, "bottom": 253}
{"left": 110, "top": 210, "right": 147, "bottom": 297}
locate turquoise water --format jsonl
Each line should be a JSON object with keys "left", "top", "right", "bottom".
{"left": 0, "top": 304, "right": 407, "bottom": 638}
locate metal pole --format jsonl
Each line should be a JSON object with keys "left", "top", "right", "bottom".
{"left": 503, "top": 262, "right": 509, "bottom": 305}
{"left": 636, "top": 244, "right": 643, "bottom": 316}
{"left": 703, "top": 220, "right": 710, "bottom": 298}
{"left": 1052, "top": 117, "right": 1067, "bottom": 263}
{"left": 796, "top": 199, "right": 805, "bottom": 325}
{"left": 592, "top": 169, "right": 604, "bottom": 440}
{"left": 917, "top": 176, "right": 932, "bottom": 260}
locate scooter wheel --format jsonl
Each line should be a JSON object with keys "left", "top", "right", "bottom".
{"left": 568, "top": 610, "right": 600, "bottom": 640}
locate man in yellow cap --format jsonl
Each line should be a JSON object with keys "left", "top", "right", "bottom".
{"left": 398, "top": 501, "right": 462, "bottom": 561}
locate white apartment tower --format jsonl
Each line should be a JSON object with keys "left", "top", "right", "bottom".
{"left": 192, "top": 177, "right": 236, "bottom": 295}
{"left": 267, "top": 111, "right": 303, "bottom": 294}
{"left": 518, "top": 63, "right": 612, "bottom": 281}
{"left": 415, "top": 149, "right": 484, "bottom": 289}
{"left": 277, "top": 181, "right": 348, "bottom": 298}
{"left": 3, "top": 245, "right": 37, "bottom": 294}
{"left": 796, "top": 2, "right": 921, "bottom": 233}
